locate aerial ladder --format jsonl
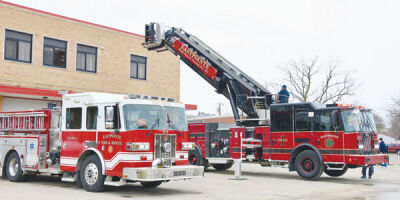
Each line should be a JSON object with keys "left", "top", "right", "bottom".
{"left": 143, "top": 23, "right": 274, "bottom": 126}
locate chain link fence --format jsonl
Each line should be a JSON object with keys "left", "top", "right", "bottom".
{"left": 389, "top": 153, "right": 400, "bottom": 165}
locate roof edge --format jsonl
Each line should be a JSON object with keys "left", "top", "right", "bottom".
{"left": 0, "top": 0, "right": 144, "bottom": 38}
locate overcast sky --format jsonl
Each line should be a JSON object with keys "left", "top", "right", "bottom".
{"left": 7, "top": 0, "right": 400, "bottom": 119}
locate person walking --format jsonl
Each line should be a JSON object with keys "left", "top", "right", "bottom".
{"left": 277, "top": 85, "right": 289, "bottom": 103}
{"left": 379, "top": 138, "right": 388, "bottom": 167}
{"left": 362, "top": 165, "right": 374, "bottom": 179}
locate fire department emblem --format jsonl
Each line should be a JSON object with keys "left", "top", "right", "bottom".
{"left": 325, "top": 139, "right": 334, "bottom": 148}
{"left": 108, "top": 146, "right": 113, "bottom": 153}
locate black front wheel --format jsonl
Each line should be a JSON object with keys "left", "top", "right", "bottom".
{"left": 295, "top": 150, "right": 323, "bottom": 180}
{"left": 6, "top": 152, "right": 26, "bottom": 182}
{"left": 324, "top": 166, "right": 348, "bottom": 177}
{"left": 188, "top": 149, "right": 205, "bottom": 167}
{"left": 80, "top": 155, "right": 106, "bottom": 192}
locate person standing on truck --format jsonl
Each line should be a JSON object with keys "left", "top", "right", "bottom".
{"left": 379, "top": 138, "right": 388, "bottom": 167}
{"left": 277, "top": 85, "right": 289, "bottom": 103}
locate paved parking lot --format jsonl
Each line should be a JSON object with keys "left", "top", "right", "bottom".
{"left": 1, "top": 163, "right": 399, "bottom": 200}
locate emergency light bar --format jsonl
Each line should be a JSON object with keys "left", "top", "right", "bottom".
{"left": 128, "top": 94, "right": 175, "bottom": 102}
{"left": 327, "top": 104, "right": 367, "bottom": 109}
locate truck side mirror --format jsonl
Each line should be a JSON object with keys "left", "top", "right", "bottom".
{"left": 105, "top": 106, "right": 115, "bottom": 129}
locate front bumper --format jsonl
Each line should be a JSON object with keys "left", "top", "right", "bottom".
{"left": 345, "top": 154, "right": 388, "bottom": 166}
{"left": 122, "top": 165, "right": 204, "bottom": 182}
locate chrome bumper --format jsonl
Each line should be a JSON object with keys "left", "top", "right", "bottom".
{"left": 122, "top": 165, "right": 204, "bottom": 182}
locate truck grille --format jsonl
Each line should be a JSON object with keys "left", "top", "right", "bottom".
{"left": 363, "top": 133, "right": 373, "bottom": 153}
{"left": 154, "top": 134, "right": 176, "bottom": 159}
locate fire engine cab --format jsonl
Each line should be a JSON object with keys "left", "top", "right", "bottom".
{"left": 142, "top": 22, "right": 389, "bottom": 180}
{"left": 0, "top": 92, "right": 203, "bottom": 192}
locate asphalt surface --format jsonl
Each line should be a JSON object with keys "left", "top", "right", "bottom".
{"left": 0, "top": 163, "right": 399, "bottom": 200}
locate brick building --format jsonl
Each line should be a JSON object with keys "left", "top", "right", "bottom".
{"left": 0, "top": 1, "right": 180, "bottom": 111}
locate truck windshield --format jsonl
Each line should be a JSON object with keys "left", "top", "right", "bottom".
{"left": 341, "top": 109, "right": 363, "bottom": 132}
{"left": 361, "top": 110, "right": 377, "bottom": 133}
{"left": 164, "top": 106, "right": 188, "bottom": 131}
{"left": 341, "top": 109, "right": 377, "bottom": 133}
{"left": 123, "top": 104, "right": 163, "bottom": 130}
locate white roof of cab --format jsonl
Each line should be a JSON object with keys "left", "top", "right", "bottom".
{"left": 63, "top": 92, "right": 184, "bottom": 108}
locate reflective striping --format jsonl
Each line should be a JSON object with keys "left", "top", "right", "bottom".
{"left": 60, "top": 152, "right": 154, "bottom": 170}
{"left": 105, "top": 153, "right": 153, "bottom": 170}
{"left": 60, "top": 157, "right": 78, "bottom": 166}
{"left": 261, "top": 148, "right": 379, "bottom": 155}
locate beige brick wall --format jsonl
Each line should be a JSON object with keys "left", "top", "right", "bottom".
{"left": 0, "top": 96, "right": 3, "bottom": 111}
{"left": 0, "top": 3, "right": 180, "bottom": 99}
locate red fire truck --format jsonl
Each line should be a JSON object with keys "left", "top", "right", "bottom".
{"left": 388, "top": 143, "right": 400, "bottom": 154}
{"left": 143, "top": 23, "right": 388, "bottom": 180}
{"left": 0, "top": 93, "right": 203, "bottom": 192}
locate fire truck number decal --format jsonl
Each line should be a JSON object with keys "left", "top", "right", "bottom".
{"left": 173, "top": 40, "right": 218, "bottom": 80}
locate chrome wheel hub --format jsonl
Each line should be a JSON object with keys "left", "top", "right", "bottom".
{"left": 84, "top": 163, "right": 99, "bottom": 185}
{"left": 8, "top": 158, "right": 18, "bottom": 177}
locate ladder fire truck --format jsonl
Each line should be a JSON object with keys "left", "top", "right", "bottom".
{"left": 143, "top": 22, "right": 388, "bottom": 180}
{"left": 0, "top": 93, "right": 204, "bottom": 192}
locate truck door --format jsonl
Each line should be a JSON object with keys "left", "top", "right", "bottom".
{"left": 270, "top": 105, "right": 293, "bottom": 161}
{"left": 293, "top": 107, "right": 313, "bottom": 148}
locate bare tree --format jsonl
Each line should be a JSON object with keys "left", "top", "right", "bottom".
{"left": 277, "top": 57, "right": 358, "bottom": 104}
{"left": 387, "top": 95, "right": 400, "bottom": 139}
{"left": 373, "top": 113, "right": 385, "bottom": 132}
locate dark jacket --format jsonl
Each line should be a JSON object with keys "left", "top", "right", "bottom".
{"left": 379, "top": 141, "right": 388, "bottom": 153}
{"left": 278, "top": 89, "right": 289, "bottom": 103}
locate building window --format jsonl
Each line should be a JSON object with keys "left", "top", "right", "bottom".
{"left": 76, "top": 44, "right": 97, "bottom": 73}
{"left": 4, "top": 29, "right": 32, "bottom": 63}
{"left": 130, "top": 54, "right": 147, "bottom": 80}
{"left": 43, "top": 37, "right": 67, "bottom": 68}
{"left": 66, "top": 107, "right": 82, "bottom": 129}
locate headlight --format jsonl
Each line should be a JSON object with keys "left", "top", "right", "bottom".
{"left": 182, "top": 142, "right": 195, "bottom": 150}
{"left": 374, "top": 144, "right": 379, "bottom": 149}
{"left": 126, "top": 142, "right": 150, "bottom": 151}
{"left": 358, "top": 144, "right": 364, "bottom": 149}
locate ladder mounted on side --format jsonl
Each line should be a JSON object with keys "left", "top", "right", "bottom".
{"left": 143, "top": 23, "right": 274, "bottom": 126}
{"left": 0, "top": 112, "right": 47, "bottom": 132}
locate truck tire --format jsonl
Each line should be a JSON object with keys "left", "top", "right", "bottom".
{"left": 80, "top": 155, "right": 105, "bottom": 192}
{"left": 189, "top": 149, "right": 205, "bottom": 167}
{"left": 6, "top": 152, "right": 26, "bottom": 182}
{"left": 295, "top": 150, "right": 323, "bottom": 180}
{"left": 140, "top": 181, "right": 162, "bottom": 188}
{"left": 212, "top": 161, "right": 234, "bottom": 171}
{"left": 324, "top": 166, "right": 348, "bottom": 177}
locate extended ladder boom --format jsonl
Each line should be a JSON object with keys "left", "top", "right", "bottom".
{"left": 143, "top": 23, "right": 273, "bottom": 126}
